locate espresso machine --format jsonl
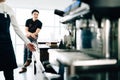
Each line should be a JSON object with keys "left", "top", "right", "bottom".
{"left": 81, "top": 0, "right": 120, "bottom": 60}
{"left": 51, "top": 0, "right": 120, "bottom": 80}
{"left": 74, "top": 0, "right": 120, "bottom": 80}
{"left": 65, "top": 0, "right": 120, "bottom": 80}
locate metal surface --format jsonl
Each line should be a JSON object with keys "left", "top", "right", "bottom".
{"left": 72, "top": 59, "right": 117, "bottom": 66}
{"left": 118, "top": 19, "right": 120, "bottom": 60}
{"left": 48, "top": 49, "right": 95, "bottom": 65}
{"left": 48, "top": 49, "right": 117, "bottom": 66}
{"left": 102, "top": 19, "right": 111, "bottom": 58}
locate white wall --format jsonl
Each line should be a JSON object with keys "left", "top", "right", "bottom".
{"left": 6, "top": 0, "right": 72, "bottom": 10}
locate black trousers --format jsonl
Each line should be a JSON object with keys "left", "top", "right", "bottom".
{"left": 3, "top": 69, "right": 14, "bottom": 80}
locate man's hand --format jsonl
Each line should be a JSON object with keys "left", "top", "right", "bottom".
{"left": 26, "top": 32, "right": 32, "bottom": 38}
{"left": 27, "top": 43, "right": 36, "bottom": 51}
{"left": 26, "top": 33, "right": 37, "bottom": 39}
{"left": 30, "top": 33, "right": 37, "bottom": 39}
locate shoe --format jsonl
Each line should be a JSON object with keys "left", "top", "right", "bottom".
{"left": 19, "top": 67, "right": 27, "bottom": 73}
{"left": 24, "top": 60, "right": 32, "bottom": 67}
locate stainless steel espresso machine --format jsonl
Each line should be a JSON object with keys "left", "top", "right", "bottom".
{"left": 74, "top": 0, "right": 120, "bottom": 80}
{"left": 81, "top": 0, "right": 120, "bottom": 60}
{"left": 49, "top": 0, "right": 120, "bottom": 80}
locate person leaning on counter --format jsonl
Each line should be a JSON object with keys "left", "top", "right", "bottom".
{"left": 19, "top": 9, "right": 42, "bottom": 73}
{"left": 0, "top": 0, "right": 36, "bottom": 80}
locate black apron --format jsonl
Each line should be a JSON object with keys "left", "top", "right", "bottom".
{"left": 0, "top": 13, "right": 17, "bottom": 71}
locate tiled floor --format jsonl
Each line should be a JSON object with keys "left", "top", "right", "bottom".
{"left": 0, "top": 65, "right": 34, "bottom": 80}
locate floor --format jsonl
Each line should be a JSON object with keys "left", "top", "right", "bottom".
{"left": 0, "top": 65, "right": 35, "bottom": 80}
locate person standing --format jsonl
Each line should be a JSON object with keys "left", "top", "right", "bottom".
{"left": 0, "top": 0, "right": 36, "bottom": 80}
{"left": 19, "top": 9, "right": 42, "bottom": 73}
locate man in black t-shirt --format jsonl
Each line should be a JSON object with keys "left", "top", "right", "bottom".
{"left": 19, "top": 9, "right": 42, "bottom": 73}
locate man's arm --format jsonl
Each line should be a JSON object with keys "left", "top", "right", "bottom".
{"left": 33, "top": 28, "right": 41, "bottom": 36}
{"left": 30, "top": 28, "right": 41, "bottom": 39}
{"left": 25, "top": 27, "right": 32, "bottom": 37}
{"left": 25, "top": 27, "right": 41, "bottom": 39}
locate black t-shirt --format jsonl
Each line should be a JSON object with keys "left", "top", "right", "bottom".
{"left": 25, "top": 18, "right": 42, "bottom": 33}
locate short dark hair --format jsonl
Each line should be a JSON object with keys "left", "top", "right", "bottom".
{"left": 31, "top": 9, "right": 39, "bottom": 14}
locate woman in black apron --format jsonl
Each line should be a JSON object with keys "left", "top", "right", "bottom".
{"left": 0, "top": 0, "right": 36, "bottom": 80}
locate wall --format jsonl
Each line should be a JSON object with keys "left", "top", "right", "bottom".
{"left": 6, "top": 0, "right": 72, "bottom": 10}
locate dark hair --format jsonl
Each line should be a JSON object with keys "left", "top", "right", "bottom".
{"left": 31, "top": 9, "right": 39, "bottom": 14}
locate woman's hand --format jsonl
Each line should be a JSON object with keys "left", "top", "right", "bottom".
{"left": 26, "top": 43, "right": 36, "bottom": 51}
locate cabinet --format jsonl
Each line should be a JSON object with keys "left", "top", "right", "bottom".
{"left": 39, "top": 45, "right": 50, "bottom": 63}
{"left": 38, "top": 42, "right": 58, "bottom": 62}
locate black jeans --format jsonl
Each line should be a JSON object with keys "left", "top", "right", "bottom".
{"left": 3, "top": 69, "right": 14, "bottom": 80}
{"left": 23, "top": 37, "right": 37, "bottom": 63}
